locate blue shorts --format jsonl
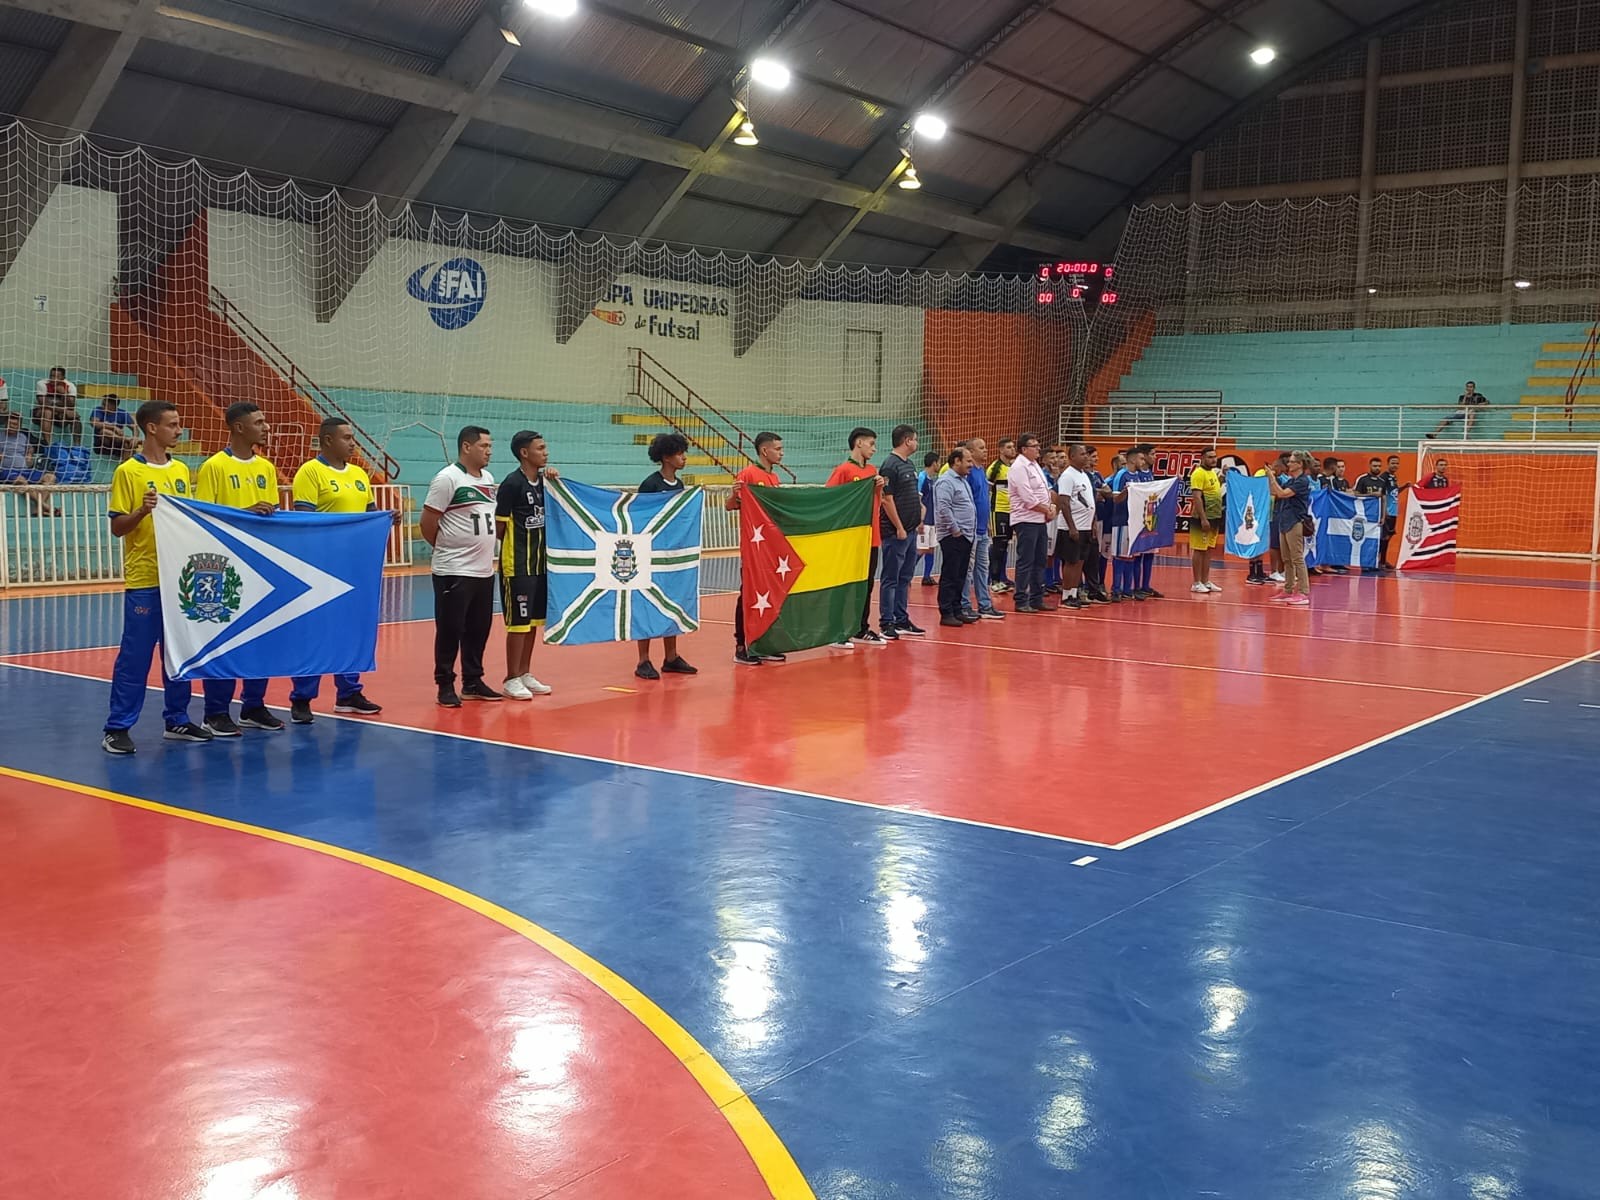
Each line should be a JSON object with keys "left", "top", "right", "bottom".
{"left": 0, "top": 468, "right": 45, "bottom": 484}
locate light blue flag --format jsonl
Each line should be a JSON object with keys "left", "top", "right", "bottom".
{"left": 544, "top": 476, "right": 702, "bottom": 645}
{"left": 1128, "top": 477, "right": 1179, "bottom": 554}
{"left": 1224, "top": 475, "right": 1271, "bottom": 558}
{"left": 1314, "top": 489, "right": 1381, "bottom": 568}
{"left": 152, "top": 498, "right": 391, "bottom": 680}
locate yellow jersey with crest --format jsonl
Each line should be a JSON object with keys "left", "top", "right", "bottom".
{"left": 109, "top": 455, "right": 193, "bottom": 590}
{"left": 196, "top": 449, "right": 279, "bottom": 511}
{"left": 292, "top": 457, "right": 375, "bottom": 514}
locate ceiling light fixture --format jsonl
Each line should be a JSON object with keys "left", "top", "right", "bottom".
{"left": 1366, "top": 286, "right": 1378, "bottom": 295}
{"left": 524, "top": 0, "right": 579, "bottom": 17}
{"left": 750, "top": 58, "right": 791, "bottom": 89}
{"left": 733, "top": 118, "right": 760, "bottom": 146}
{"left": 898, "top": 164, "right": 922, "bottom": 190}
{"left": 1513, "top": 277, "right": 1533, "bottom": 289}
{"left": 913, "top": 113, "right": 948, "bottom": 140}
{"left": 1249, "top": 46, "right": 1277, "bottom": 65}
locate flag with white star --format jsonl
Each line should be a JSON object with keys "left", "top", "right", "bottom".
{"left": 543, "top": 476, "right": 702, "bottom": 645}
{"left": 740, "top": 479, "right": 875, "bottom": 655}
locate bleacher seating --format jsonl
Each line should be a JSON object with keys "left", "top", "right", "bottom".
{"left": 1113, "top": 323, "right": 1593, "bottom": 447}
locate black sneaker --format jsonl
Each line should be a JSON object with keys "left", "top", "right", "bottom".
{"left": 437, "top": 687, "right": 462, "bottom": 708}
{"left": 334, "top": 693, "right": 382, "bottom": 715}
{"left": 635, "top": 660, "right": 661, "bottom": 680}
{"left": 1015, "top": 604, "right": 1040, "bottom": 614}
{"left": 734, "top": 647, "right": 762, "bottom": 666}
{"left": 1131, "top": 591, "right": 1148, "bottom": 601}
{"left": 939, "top": 615, "right": 965, "bottom": 627}
{"left": 202, "top": 713, "right": 242, "bottom": 738}
{"left": 961, "top": 613, "right": 980, "bottom": 624}
{"left": 1145, "top": 588, "right": 1165, "bottom": 599}
{"left": 291, "top": 699, "right": 316, "bottom": 724}
{"left": 662, "top": 656, "right": 698, "bottom": 675}
{"left": 461, "top": 681, "right": 503, "bottom": 702}
{"left": 898, "top": 622, "right": 927, "bottom": 637}
{"left": 851, "top": 630, "right": 887, "bottom": 646}
{"left": 919, "top": 577, "right": 937, "bottom": 586}
{"left": 878, "top": 625, "right": 900, "bottom": 641}
{"left": 1063, "top": 596, "right": 1088, "bottom": 609}
{"left": 758, "top": 652, "right": 787, "bottom": 663}
{"left": 239, "top": 706, "right": 285, "bottom": 732}
{"left": 164, "top": 722, "right": 215, "bottom": 743}
{"left": 102, "top": 729, "right": 136, "bottom": 756}
{"left": 1246, "top": 575, "right": 1267, "bottom": 586}
{"left": 978, "top": 610, "right": 1006, "bottom": 620}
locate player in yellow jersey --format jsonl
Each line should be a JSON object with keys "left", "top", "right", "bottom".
{"left": 102, "top": 400, "right": 212, "bottom": 755}
{"left": 287, "top": 417, "right": 389, "bottom": 722}
{"left": 192, "top": 402, "right": 285, "bottom": 736}
{"left": 1188, "top": 447, "right": 1225, "bottom": 594}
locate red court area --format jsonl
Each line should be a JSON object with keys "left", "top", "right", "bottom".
{"left": 0, "top": 777, "right": 770, "bottom": 1200}
{"left": 14, "top": 564, "right": 1600, "bottom": 846}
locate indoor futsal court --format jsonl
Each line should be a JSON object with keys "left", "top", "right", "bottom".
{"left": 6, "top": 0, "right": 1600, "bottom": 1195}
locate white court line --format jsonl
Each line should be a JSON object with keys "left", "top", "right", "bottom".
{"left": 1168, "top": 594, "right": 1599, "bottom": 633}
{"left": 906, "top": 638, "right": 1481, "bottom": 699}
{"left": 1111, "top": 650, "right": 1600, "bottom": 851}
{"left": 1071, "top": 856, "right": 1098, "bottom": 867}
{"left": 1521, "top": 698, "right": 1551, "bottom": 704}
{"left": 0, "top": 659, "right": 1120, "bottom": 852}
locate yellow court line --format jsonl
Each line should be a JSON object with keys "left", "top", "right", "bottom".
{"left": 1, "top": 765, "right": 814, "bottom": 1200}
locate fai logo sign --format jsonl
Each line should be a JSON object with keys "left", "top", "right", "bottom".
{"left": 180, "top": 552, "right": 242, "bottom": 624}
{"left": 407, "top": 257, "right": 488, "bottom": 330}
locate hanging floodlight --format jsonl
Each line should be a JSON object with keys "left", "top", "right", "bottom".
{"left": 898, "top": 164, "right": 922, "bottom": 190}
{"left": 524, "top": 0, "right": 579, "bottom": 17}
{"left": 912, "top": 113, "right": 947, "bottom": 140}
{"left": 750, "top": 58, "right": 791, "bottom": 89}
{"left": 733, "top": 118, "right": 760, "bottom": 146}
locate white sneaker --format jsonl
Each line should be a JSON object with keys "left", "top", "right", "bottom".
{"left": 503, "top": 677, "right": 533, "bottom": 701}
{"left": 1268, "top": 572, "right": 1285, "bottom": 583}
{"left": 1191, "top": 582, "right": 1209, "bottom": 593}
{"left": 1206, "top": 582, "right": 1223, "bottom": 592}
{"left": 520, "top": 673, "right": 553, "bottom": 696}
{"left": 832, "top": 640, "right": 855, "bottom": 649}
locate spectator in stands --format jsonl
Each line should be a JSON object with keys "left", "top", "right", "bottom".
{"left": 0, "top": 373, "right": 9, "bottom": 419}
{"left": 933, "top": 447, "right": 977, "bottom": 627}
{"left": 1266, "top": 452, "right": 1314, "bottom": 606}
{"left": 34, "top": 366, "right": 83, "bottom": 447}
{"left": 1007, "top": 432, "right": 1054, "bottom": 613}
{"left": 0, "top": 410, "right": 60, "bottom": 515}
{"left": 987, "top": 437, "right": 1016, "bottom": 592}
{"left": 1428, "top": 380, "right": 1488, "bottom": 439}
{"left": 90, "top": 392, "right": 136, "bottom": 461}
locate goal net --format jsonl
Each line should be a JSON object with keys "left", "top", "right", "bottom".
{"left": 1416, "top": 440, "right": 1600, "bottom": 559}
{"left": 0, "top": 121, "right": 1084, "bottom": 504}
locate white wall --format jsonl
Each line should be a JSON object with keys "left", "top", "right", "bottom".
{"left": 0, "top": 185, "right": 117, "bottom": 375}
{"left": 207, "top": 211, "right": 924, "bottom": 415}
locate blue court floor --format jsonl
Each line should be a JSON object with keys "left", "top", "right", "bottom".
{"left": 3, "top": 583, "right": 1599, "bottom": 1199}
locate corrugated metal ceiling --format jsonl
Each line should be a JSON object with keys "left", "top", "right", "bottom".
{"left": 0, "top": 0, "right": 1437, "bottom": 267}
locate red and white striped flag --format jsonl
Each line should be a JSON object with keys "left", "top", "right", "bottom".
{"left": 1397, "top": 484, "right": 1461, "bottom": 571}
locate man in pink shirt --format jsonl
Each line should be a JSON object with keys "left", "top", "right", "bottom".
{"left": 1006, "top": 432, "right": 1055, "bottom": 613}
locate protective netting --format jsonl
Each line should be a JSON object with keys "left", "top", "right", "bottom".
{"left": 1417, "top": 440, "right": 1600, "bottom": 558}
{"left": 0, "top": 121, "right": 1085, "bottom": 489}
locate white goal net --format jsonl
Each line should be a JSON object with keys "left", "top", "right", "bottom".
{"left": 1417, "top": 440, "right": 1600, "bottom": 559}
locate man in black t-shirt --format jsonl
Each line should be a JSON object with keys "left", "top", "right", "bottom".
{"left": 496, "top": 431, "right": 553, "bottom": 700}
{"left": 635, "top": 433, "right": 697, "bottom": 680}
{"left": 878, "top": 424, "right": 923, "bottom": 638}
{"left": 1353, "top": 456, "right": 1395, "bottom": 571}
{"left": 1428, "top": 380, "right": 1489, "bottom": 438}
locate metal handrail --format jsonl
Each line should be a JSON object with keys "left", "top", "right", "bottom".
{"left": 1563, "top": 316, "right": 1600, "bottom": 428}
{"left": 628, "top": 347, "right": 798, "bottom": 483}
{"left": 1082, "top": 402, "right": 1594, "bottom": 447}
{"left": 210, "top": 287, "right": 401, "bottom": 481}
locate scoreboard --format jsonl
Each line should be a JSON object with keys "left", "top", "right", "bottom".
{"left": 1035, "top": 261, "right": 1118, "bottom": 308}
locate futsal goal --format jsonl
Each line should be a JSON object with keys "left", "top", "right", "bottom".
{"left": 1416, "top": 441, "right": 1600, "bottom": 559}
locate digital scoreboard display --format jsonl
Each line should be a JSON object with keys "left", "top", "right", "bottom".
{"left": 1036, "top": 261, "right": 1117, "bottom": 307}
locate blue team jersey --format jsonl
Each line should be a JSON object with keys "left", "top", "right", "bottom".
{"left": 917, "top": 470, "right": 934, "bottom": 523}
{"left": 1090, "top": 470, "right": 1108, "bottom": 524}
{"left": 1108, "top": 468, "right": 1131, "bottom": 526}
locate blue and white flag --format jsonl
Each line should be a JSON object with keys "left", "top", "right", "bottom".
{"left": 544, "top": 477, "right": 702, "bottom": 646}
{"left": 1313, "top": 489, "right": 1381, "bottom": 568}
{"left": 1128, "top": 478, "right": 1179, "bottom": 554}
{"left": 152, "top": 498, "right": 391, "bottom": 680}
{"left": 1224, "top": 475, "right": 1271, "bottom": 558}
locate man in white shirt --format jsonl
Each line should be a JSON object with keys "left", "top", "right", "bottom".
{"left": 422, "top": 425, "right": 501, "bottom": 707}
{"left": 1006, "top": 432, "right": 1055, "bottom": 613}
{"left": 1057, "top": 443, "right": 1097, "bottom": 610}
{"left": 33, "top": 366, "right": 83, "bottom": 447}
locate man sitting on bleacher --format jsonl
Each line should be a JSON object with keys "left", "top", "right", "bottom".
{"left": 33, "top": 366, "right": 84, "bottom": 447}
{"left": 1427, "top": 380, "right": 1488, "bottom": 439}
{"left": 0, "top": 410, "right": 60, "bottom": 515}
{"left": 90, "top": 392, "right": 137, "bottom": 462}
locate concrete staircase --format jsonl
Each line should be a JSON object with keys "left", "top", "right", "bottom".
{"left": 1505, "top": 324, "right": 1600, "bottom": 441}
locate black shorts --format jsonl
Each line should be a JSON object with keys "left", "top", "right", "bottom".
{"left": 992, "top": 513, "right": 1011, "bottom": 542}
{"left": 500, "top": 573, "right": 548, "bottom": 632}
{"left": 1057, "top": 529, "right": 1093, "bottom": 564}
